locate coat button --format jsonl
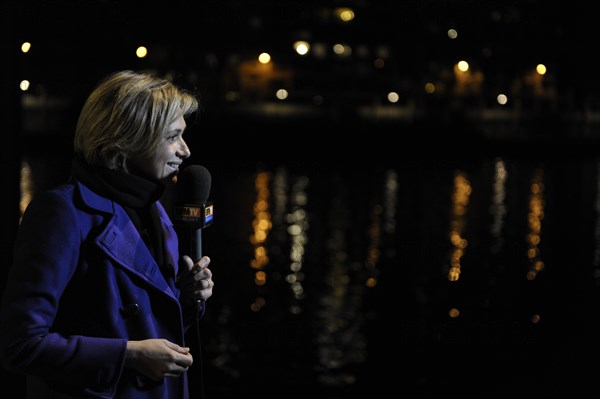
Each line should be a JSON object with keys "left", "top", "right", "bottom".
{"left": 122, "top": 303, "right": 140, "bottom": 316}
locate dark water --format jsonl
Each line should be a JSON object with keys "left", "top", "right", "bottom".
{"left": 11, "top": 148, "right": 600, "bottom": 397}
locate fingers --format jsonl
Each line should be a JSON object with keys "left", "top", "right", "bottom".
{"left": 178, "top": 256, "right": 209, "bottom": 281}
{"left": 165, "top": 341, "right": 193, "bottom": 373}
{"left": 192, "top": 257, "right": 212, "bottom": 283}
{"left": 194, "top": 268, "right": 212, "bottom": 283}
{"left": 194, "top": 277, "right": 214, "bottom": 292}
{"left": 127, "top": 339, "right": 194, "bottom": 380}
{"left": 181, "top": 255, "right": 210, "bottom": 273}
{"left": 198, "top": 278, "right": 214, "bottom": 290}
{"left": 178, "top": 256, "right": 214, "bottom": 302}
{"left": 164, "top": 340, "right": 191, "bottom": 354}
{"left": 193, "top": 276, "right": 214, "bottom": 302}
{"left": 180, "top": 255, "right": 194, "bottom": 273}
{"left": 192, "top": 256, "right": 211, "bottom": 274}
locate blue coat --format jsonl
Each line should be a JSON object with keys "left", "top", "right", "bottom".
{"left": 0, "top": 178, "right": 200, "bottom": 398}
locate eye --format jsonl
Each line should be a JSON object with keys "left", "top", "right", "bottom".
{"left": 166, "top": 132, "right": 181, "bottom": 142}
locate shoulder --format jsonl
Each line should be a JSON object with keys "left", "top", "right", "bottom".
{"left": 20, "top": 180, "right": 116, "bottom": 235}
{"left": 22, "top": 182, "right": 78, "bottom": 220}
{"left": 17, "top": 183, "right": 84, "bottom": 247}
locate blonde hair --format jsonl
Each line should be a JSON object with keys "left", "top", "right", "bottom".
{"left": 74, "top": 70, "right": 199, "bottom": 170}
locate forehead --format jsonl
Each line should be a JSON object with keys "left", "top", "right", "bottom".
{"left": 168, "top": 115, "right": 187, "bottom": 130}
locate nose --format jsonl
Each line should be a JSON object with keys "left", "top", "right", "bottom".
{"left": 178, "top": 138, "right": 191, "bottom": 159}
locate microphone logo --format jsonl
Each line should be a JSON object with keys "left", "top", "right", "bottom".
{"left": 205, "top": 203, "right": 214, "bottom": 224}
{"left": 173, "top": 201, "right": 214, "bottom": 228}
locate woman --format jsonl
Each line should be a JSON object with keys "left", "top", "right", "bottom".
{"left": 0, "top": 70, "right": 214, "bottom": 398}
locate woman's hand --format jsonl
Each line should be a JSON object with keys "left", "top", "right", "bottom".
{"left": 177, "top": 255, "right": 213, "bottom": 304}
{"left": 125, "top": 339, "right": 193, "bottom": 380}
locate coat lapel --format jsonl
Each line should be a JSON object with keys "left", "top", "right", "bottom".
{"left": 77, "top": 182, "right": 179, "bottom": 300}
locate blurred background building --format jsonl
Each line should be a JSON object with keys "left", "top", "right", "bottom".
{"left": 6, "top": 0, "right": 600, "bottom": 143}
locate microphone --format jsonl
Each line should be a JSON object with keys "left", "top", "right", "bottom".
{"left": 172, "top": 165, "right": 214, "bottom": 262}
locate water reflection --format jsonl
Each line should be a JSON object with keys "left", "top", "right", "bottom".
{"left": 447, "top": 170, "right": 471, "bottom": 282}
{"left": 314, "top": 171, "right": 366, "bottom": 387}
{"left": 526, "top": 168, "right": 545, "bottom": 281}
{"left": 489, "top": 158, "right": 508, "bottom": 255}
{"left": 14, "top": 154, "right": 600, "bottom": 397}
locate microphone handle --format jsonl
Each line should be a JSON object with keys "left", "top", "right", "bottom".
{"left": 193, "top": 228, "right": 205, "bottom": 307}
{"left": 193, "top": 228, "right": 202, "bottom": 262}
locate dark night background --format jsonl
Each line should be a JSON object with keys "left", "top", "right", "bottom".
{"left": 3, "top": 1, "right": 600, "bottom": 397}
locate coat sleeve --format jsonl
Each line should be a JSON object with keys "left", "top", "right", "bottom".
{"left": 0, "top": 189, "right": 126, "bottom": 394}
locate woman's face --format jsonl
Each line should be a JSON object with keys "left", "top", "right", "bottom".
{"left": 130, "top": 115, "right": 191, "bottom": 183}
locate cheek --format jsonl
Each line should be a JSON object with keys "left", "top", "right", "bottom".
{"left": 157, "top": 146, "right": 175, "bottom": 162}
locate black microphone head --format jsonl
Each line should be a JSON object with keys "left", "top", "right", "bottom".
{"left": 172, "top": 164, "right": 214, "bottom": 228}
{"left": 177, "top": 164, "right": 211, "bottom": 204}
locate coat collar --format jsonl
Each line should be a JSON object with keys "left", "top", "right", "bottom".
{"left": 76, "top": 180, "right": 181, "bottom": 299}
